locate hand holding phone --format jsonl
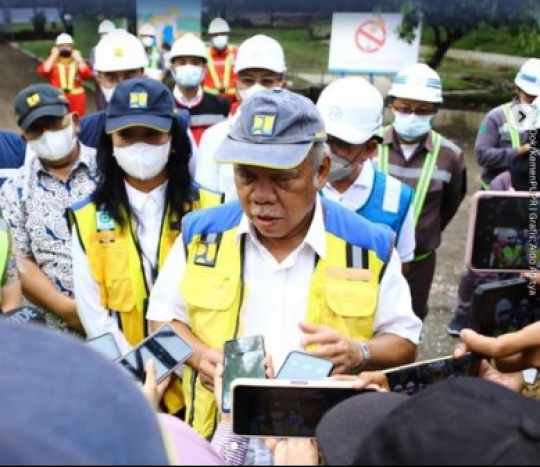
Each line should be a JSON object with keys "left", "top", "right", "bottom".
{"left": 277, "top": 351, "right": 334, "bottom": 380}
{"left": 118, "top": 325, "right": 193, "bottom": 384}
{"left": 222, "top": 335, "right": 266, "bottom": 413}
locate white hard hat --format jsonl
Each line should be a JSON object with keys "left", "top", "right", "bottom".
{"left": 98, "top": 19, "right": 115, "bottom": 35}
{"left": 93, "top": 29, "right": 148, "bottom": 72}
{"left": 139, "top": 23, "right": 156, "bottom": 37}
{"left": 56, "top": 33, "right": 73, "bottom": 46}
{"left": 208, "top": 17, "right": 230, "bottom": 35}
{"left": 515, "top": 58, "right": 540, "bottom": 96}
{"left": 170, "top": 33, "right": 207, "bottom": 61}
{"left": 234, "top": 34, "right": 286, "bottom": 74}
{"left": 388, "top": 63, "right": 443, "bottom": 103}
{"left": 317, "top": 77, "right": 383, "bottom": 145}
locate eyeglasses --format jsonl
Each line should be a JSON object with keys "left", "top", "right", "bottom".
{"left": 392, "top": 105, "right": 436, "bottom": 116}
{"left": 238, "top": 75, "right": 282, "bottom": 88}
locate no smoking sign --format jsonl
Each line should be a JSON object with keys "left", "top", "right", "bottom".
{"left": 355, "top": 19, "right": 387, "bottom": 54}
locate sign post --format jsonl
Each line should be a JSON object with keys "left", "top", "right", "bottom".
{"left": 328, "top": 12, "right": 422, "bottom": 83}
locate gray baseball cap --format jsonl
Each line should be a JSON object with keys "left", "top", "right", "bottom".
{"left": 214, "top": 88, "right": 326, "bottom": 169}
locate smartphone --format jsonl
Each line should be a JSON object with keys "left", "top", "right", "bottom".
{"left": 466, "top": 191, "right": 540, "bottom": 273}
{"left": 471, "top": 278, "right": 540, "bottom": 337}
{"left": 382, "top": 353, "right": 482, "bottom": 396}
{"left": 222, "top": 335, "right": 266, "bottom": 413}
{"left": 117, "top": 324, "right": 193, "bottom": 384}
{"left": 276, "top": 351, "right": 334, "bottom": 380}
{"left": 86, "top": 332, "right": 122, "bottom": 362}
{"left": 231, "top": 378, "right": 374, "bottom": 438}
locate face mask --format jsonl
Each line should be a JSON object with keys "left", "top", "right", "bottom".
{"left": 392, "top": 111, "right": 434, "bottom": 142}
{"left": 327, "top": 147, "right": 357, "bottom": 182}
{"left": 238, "top": 84, "right": 267, "bottom": 102}
{"left": 174, "top": 65, "right": 204, "bottom": 88}
{"left": 212, "top": 35, "right": 228, "bottom": 50}
{"left": 59, "top": 49, "right": 72, "bottom": 58}
{"left": 102, "top": 86, "right": 116, "bottom": 103}
{"left": 141, "top": 37, "right": 154, "bottom": 48}
{"left": 113, "top": 140, "right": 171, "bottom": 180}
{"left": 28, "top": 120, "right": 76, "bottom": 162}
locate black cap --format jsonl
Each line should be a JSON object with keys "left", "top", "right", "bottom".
{"left": 14, "top": 84, "right": 69, "bottom": 131}
{"left": 316, "top": 377, "right": 540, "bottom": 465}
{"left": 105, "top": 77, "right": 176, "bottom": 134}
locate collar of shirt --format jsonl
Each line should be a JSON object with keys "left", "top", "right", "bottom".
{"left": 382, "top": 125, "right": 435, "bottom": 155}
{"left": 124, "top": 179, "right": 168, "bottom": 216}
{"left": 236, "top": 194, "right": 327, "bottom": 260}
{"left": 174, "top": 86, "right": 203, "bottom": 108}
{"left": 33, "top": 142, "right": 96, "bottom": 176}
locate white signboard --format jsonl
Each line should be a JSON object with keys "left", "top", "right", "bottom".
{"left": 328, "top": 12, "right": 422, "bottom": 75}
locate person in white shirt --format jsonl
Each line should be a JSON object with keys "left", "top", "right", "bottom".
{"left": 195, "top": 34, "right": 287, "bottom": 207}
{"left": 69, "top": 77, "right": 195, "bottom": 357}
{"left": 147, "top": 88, "right": 422, "bottom": 440}
{"left": 317, "top": 77, "right": 416, "bottom": 269}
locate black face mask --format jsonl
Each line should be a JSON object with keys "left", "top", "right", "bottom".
{"left": 59, "top": 49, "right": 72, "bottom": 58}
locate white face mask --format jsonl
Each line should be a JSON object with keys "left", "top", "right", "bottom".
{"left": 174, "top": 65, "right": 204, "bottom": 89}
{"left": 211, "top": 35, "right": 228, "bottom": 50}
{"left": 102, "top": 86, "right": 116, "bottom": 103}
{"left": 238, "top": 84, "right": 267, "bottom": 102}
{"left": 392, "top": 110, "right": 434, "bottom": 142}
{"left": 113, "top": 140, "right": 171, "bottom": 180}
{"left": 141, "top": 37, "right": 154, "bottom": 48}
{"left": 28, "top": 120, "right": 77, "bottom": 162}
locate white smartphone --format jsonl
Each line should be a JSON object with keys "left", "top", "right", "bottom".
{"left": 230, "top": 378, "right": 374, "bottom": 438}
{"left": 117, "top": 324, "right": 193, "bottom": 384}
{"left": 86, "top": 332, "right": 122, "bottom": 362}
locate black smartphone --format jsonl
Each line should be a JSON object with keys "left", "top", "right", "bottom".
{"left": 231, "top": 378, "right": 375, "bottom": 438}
{"left": 471, "top": 278, "right": 540, "bottom": 337}
{"left": 466, "top": 191, "right": 540, "bottom": 273}
{"left": 117, "top": 324, "right": 193, "bottom": 384}
{"left": 276, "top": 351, "right": 334, "bottom": 380}
{"left": 383, "top": 353, "right": 482, "bottom": 396}
{"left": 222, "top": 335, "right": 266, "bottom": 414}
{"left": 86, "top": 332, "right": 122, "bottom": 362}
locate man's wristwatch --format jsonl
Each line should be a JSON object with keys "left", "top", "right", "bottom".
{"left": 355, "top": 342, "right": 372, "bottom": 373}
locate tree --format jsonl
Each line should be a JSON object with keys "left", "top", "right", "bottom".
{"left": 385, "top": 0, "right": 540, "bottom": 69}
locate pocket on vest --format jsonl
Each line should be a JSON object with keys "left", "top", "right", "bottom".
{"left": 181, "top": 272, "right": 239, "bottom": 311}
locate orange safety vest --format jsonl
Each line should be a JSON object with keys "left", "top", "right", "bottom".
{"left": 203, "top": 46, "right": 237, "bottom": 99}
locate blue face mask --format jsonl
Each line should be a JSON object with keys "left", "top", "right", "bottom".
{"left": 174, "top": 65, "right": 204, "bottom": 89}
{"left": 392, "top": 111, "right": 434, "bottom": 142}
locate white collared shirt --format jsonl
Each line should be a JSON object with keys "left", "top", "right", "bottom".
{"left": 174, "top": 86, "right": 204, "bottom": 108}
{"left": 72, "top": 181, "right": 168, "bottom": 354}
{"left": 322, "top": 161, "right": 416, "bottom": 263}
{"left": 195, "top": 114, "right": 240, "bottom": 202}
{"left": 147, "top": 196, "right": 421, "bottom": 369}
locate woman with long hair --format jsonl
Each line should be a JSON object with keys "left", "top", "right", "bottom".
{"left": 69, "top": 77, "right": 195, "bottom": 415}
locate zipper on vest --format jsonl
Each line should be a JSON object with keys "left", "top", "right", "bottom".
{"left": 188, "top": 369, "right": 199, "bottom": 426}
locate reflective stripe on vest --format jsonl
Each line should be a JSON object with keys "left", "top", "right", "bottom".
{"left": 204, "top": 46, "right": 235, "bottom": 94}
{"left": 502, "top": 102, "right": 522, "bottom": 149}
{"left": 0, "top": 218, "right": 10, "bottom": 287}
{"left": 67, "top": 199, "right": 188, "bottom": 415}
{"left": 179, "top": 199, "right": 391, "bottom": 438}
{"left": 189, "top": 114, "right": 227, "bottom": 127}
{"left": 378, "top": 130, "right": 442, "bottom": 227}
{"left": 149, "top": 48, "right": 161, "bottom": 69}
{"left": 58, "top": 62, "right": 77, "bottom": 92}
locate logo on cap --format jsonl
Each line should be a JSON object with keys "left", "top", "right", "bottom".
{"left": 26, "top": 93, "right": 41, "bottom": 107}
{"left": 130, "top": 92, "right": 148, "bottom": 109}
{"left": 251, "top": 114, "right": 276, "bottom": 137}
{"left": 328, "top": 106, "right": 342, "bottom": 121}
{"left": 114, "top": 47, "right": 125, "bottom": 57}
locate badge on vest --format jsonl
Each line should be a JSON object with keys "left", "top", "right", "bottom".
{"left": 193, "top": 233, "right": 222, "bottom": 267}
{"left": 96, "top": 211, "right": 116, "bottom": 244}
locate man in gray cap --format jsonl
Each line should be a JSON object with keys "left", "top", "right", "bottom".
{"left": 147, "top": 88, "right": 422, "bottom": 441}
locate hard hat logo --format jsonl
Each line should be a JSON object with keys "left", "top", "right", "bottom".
{"left": 328, "top": 106, "right": 343, "bottom": 122}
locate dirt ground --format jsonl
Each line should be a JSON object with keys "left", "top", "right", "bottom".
{"left": 0, "top": 41, "right": 481, "bottom": 360}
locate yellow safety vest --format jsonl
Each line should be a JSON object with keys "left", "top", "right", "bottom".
{"left": 0, "top": 217, "right": 10, "bottom": 288}
{"left": 179, "top": 199, "right": 391, "bottom": 438}
{"left": 377, "top": 128, "right": 442, "bottom": 262}
{"left": 68, "top": 199, "right": 187, "bottom": 414}
{"left": 204, "top": 46, "right": 235, "bottom": 95}
{"left": 58, "top": 61, "right": 83, "bottom": 94}
{"left": 198, "top": 186, "right": 225, "bottom": 209}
